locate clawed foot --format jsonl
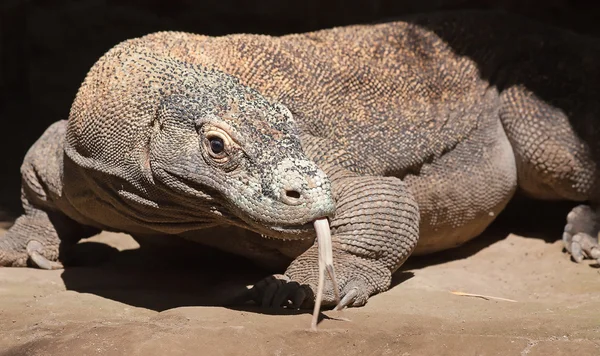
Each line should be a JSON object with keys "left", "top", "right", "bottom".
{"left": 0, "top": 234, "right": 63, "bottom": 270}
{"left": 247, "top": 274, "right": 308, "bottom": 309}
{"left": 26, "top": 240, "right": 64, "bottom": 269}
{"left": 248, "top": 273, "right": 373, "bottom": 311}
{"left": 246, "top": 252, "right": 390, "bottom": 311}
{"left": 563, "top": 204, "right": 600, "bottom": 264}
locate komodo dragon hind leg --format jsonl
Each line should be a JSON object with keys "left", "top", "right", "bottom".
{"left": 499, "top": 83, "right": 600, "bottom": 265}
{"left": 563, "top": 205, "right": 600, "bottom": 264}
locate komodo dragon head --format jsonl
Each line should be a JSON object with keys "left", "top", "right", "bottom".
{"left": 147, "top": 72, "right": 337, "bottom": 239}
{"left": 66, "top": 48, "right": 336, "bottom": 240}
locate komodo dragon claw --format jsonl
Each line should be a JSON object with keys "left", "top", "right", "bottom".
{"left": 563, "top": 205, "right": 600, "bottom": 264}
{"left": 335, "top": 287, "right": 359, "bottom": 311}
{"left": 26, "top": 240, "right": 64, "bottom": 270}
{"left": 0, "top": 239, "right": 63, "bottom": 270}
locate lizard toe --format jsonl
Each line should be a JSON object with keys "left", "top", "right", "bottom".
{"left": 0, "top": 248, "right": 28, "bottom": 268}
{"left": 0, "top": 214, "right": 66, "bottom": 269}
{"left": 334, "top": 280, "right": 370, "bottom": 310}
{"left": 302, "top": 270, "right": 380, "bottom": 309}
{"left": 0, "top": 231, "right": 28, "bottom": 267}
{"left": 282, "top": 250, "right": 392, "bottom": 309}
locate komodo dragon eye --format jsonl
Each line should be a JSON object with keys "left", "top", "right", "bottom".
{"left": 209, "top": 137, "right": 224, "bottom": 154}
{"left": 202, "top": 126, "right": 235, "bottom": 164}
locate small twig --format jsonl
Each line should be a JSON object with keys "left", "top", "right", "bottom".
{"left": 450, "top": 291, "right": 518, "bottom": 303}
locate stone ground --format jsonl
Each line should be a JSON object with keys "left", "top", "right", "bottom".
{"left": 0, "top": 199, "right": 599, "bottom": 355}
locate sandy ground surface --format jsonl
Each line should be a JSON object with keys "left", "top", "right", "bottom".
{"left": 0, "top": 200, "right": 599, "bottom": 356}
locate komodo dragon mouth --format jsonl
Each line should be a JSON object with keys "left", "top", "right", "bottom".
{"left": 269, "top": 221, "right": 316, "bottom": 234}
{"left": 237, "top": 217, "right": 330, "bottom": 242}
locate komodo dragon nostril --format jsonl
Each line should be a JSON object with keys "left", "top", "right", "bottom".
{"left": 281, "top": 188, "right": 302, "bottom": 205}
{"left": 286, "top": 190, "right": 301, "bottom": 199}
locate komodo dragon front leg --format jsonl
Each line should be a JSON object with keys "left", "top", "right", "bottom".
{"left": 249, "top": 135, "right": 420, "bottom": 309}
{"left": 0, "top": 203, "right": 68, "bottom": 269}
{"left": 0, "top": 121, "right": 100, "bottom": 269}
{"left": 0, "top": 202, "right": 97, "bottom": 269}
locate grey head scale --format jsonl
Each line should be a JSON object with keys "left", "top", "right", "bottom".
{"left": 146, "top": 65, "right": 336, "bottom": 239}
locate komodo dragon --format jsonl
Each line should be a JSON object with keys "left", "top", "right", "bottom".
{"left": 1, "top": 10, "right": 599, "bottom": 311}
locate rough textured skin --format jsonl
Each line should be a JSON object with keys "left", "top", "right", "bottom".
{"left": 1, "top": 10, "right": 599, "bottom": 308}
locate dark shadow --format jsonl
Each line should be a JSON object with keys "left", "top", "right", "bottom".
{"left": 390, "top": 271, "right": 416, "bottom": 289}
{"left": 59, "top": 241, "right": 272, "bottom": 312}
{"left": 59, "top": 241, "right": 360, "bottom": 319}
{"left": 59, "top": 237, "right": 417, "bottom": 314}
{"left": 0, "top": 210, "right": 15, "bottom": 230}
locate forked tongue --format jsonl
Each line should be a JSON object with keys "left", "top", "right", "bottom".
{"left": 311, "top": 218, "right": 341, "bottom": 331}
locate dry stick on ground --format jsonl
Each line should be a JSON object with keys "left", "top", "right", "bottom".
{"left": 450, "top": 291, "right": 518, "bottom": 303}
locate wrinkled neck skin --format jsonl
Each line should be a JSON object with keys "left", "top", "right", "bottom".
{"left": 61, "top": 148, "right": 226, "bottom": 236}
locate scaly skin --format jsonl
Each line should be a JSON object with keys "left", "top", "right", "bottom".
{"left": 1, "top": 10, "right": 599, "bottom": 309}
